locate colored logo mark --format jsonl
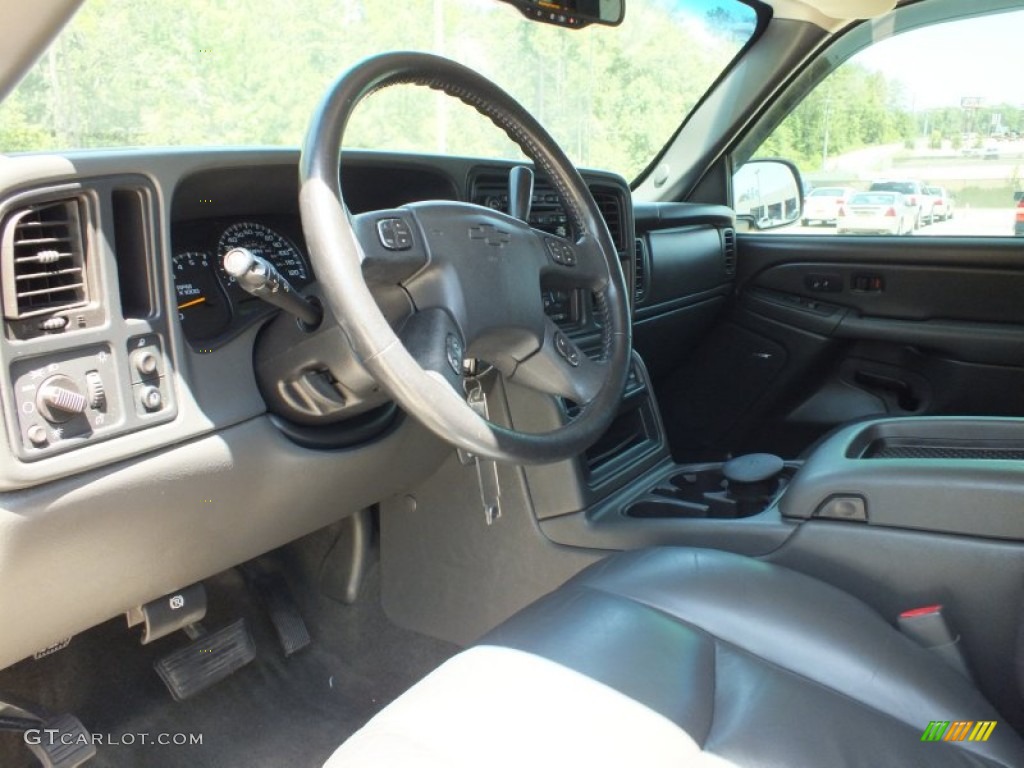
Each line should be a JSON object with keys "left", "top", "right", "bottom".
{"left": 921, "top": 721, "right": 996, "bottom": 742}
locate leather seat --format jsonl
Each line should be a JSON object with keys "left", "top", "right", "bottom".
{"left": 327, "top": 548, "right": 1024, "bottom": 767}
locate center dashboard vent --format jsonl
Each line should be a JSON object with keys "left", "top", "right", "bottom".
{"left": 2, "top": 199, "right": 88, "bottom": 319}
{"left": 590, "top": 187, "right": 626, "bottom": 253}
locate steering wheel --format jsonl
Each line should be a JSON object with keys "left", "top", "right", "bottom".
{"left": 298, "top": 52, "right": 631, "bottom": 464}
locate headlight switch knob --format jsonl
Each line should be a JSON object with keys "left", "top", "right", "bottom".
{"left": 37, "top": 375, "right": 88, "bottom": 423}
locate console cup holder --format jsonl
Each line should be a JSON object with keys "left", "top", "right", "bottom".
{"left": 624, "top": 458, "right": 797, "bottom": 520}
{"left": 626, "top": 499, "right": 709, "bottom": 519}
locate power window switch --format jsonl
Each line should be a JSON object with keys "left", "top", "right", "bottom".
{"left": 805, "top": 273, "right": 842, "bottom": 292}
{"left": 852, "top": 274, "right": 884, "bottom": 292}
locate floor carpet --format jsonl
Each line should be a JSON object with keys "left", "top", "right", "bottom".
{"left": 0, "top": 529, "right": 457, "bottom": 768}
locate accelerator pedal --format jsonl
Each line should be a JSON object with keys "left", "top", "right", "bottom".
{"left": 154, "top": 619, "right": 256, "bottom": 701}
{"left": 243, "top": 565, "right": 311, "bottom": 657}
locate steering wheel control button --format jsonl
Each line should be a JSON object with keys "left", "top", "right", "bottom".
{"left": 554, "top": 331, "right": 581, "bottom": 367}
{"left": 545, "top": 237, "right": 576, "bottom": 266}
{"left": 377, "top": 218, "right": 413, "bottom": 250}
{"left": 139, "top": 385, "right": 163, "bottom": 412}
{"left": 36, "top": 375, "right": 88, "bottom": 423}
{"left": 445, "top": 334, "right": 464, "bottom": 375}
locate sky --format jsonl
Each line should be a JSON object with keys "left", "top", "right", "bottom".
{"left": 856, "top": 9, "right": 1024, "bottom": 109}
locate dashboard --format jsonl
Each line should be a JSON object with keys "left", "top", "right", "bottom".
{"left": 0, "top": 146, "right": 734, "bottom": 672}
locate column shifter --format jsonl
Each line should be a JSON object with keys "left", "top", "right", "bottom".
{"left": 222, "top": 247, "right": 322, "bottom": 328}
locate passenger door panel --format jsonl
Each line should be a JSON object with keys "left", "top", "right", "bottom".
{"left": 660, "top": 235, "right": 1024, "bottom": 460}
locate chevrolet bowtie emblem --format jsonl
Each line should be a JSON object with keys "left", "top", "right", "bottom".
{"left": 468, "top": 223, "right": 511, "bottom": 247}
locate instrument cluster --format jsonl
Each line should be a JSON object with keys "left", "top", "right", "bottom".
{"left": 171, "top": 218, "right": 312, "bottom": 346}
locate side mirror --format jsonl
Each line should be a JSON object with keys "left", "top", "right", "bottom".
{"left": 732, "top": 159, "right": 804, "bottom": 231}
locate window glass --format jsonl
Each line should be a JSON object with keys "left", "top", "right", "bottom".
{"left": 749, "top": 10, "right": 1024, "bottom": 236}
{"left": 0, "top": 0, "right": 758, "bottom": 182}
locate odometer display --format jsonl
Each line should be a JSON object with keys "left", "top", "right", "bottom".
{"left": 217, "top": 222, "right": 309, "bottom": 289}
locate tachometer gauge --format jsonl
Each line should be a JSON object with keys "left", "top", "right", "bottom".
{"left": 173, "top": 251, "right": 231, "bottom": 341}
{"left": 217, "top": 222, "right": 309, "bottom": 289}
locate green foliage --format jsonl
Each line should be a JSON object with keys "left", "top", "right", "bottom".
{"left": 0, "top": 0, "right": 753, "bottom": 179}
{"left": 920, "top": 103, "right": 1021, "bottom": 144}
{"left": 759, "top": 63, "right": 916, "bottom": 172}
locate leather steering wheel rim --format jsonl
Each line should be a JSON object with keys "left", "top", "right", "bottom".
{"left": 298, "top": 51, "right": 631, "bottom": 464}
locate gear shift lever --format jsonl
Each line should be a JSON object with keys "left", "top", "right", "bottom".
{"left": 722, "top": 453, "right": 785, "bottom": 514}
{"left": 508, "top": 166, "right": 534, "bottom": 222}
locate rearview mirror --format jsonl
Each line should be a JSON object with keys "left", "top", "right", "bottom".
{"left": 732, "top": 159, "right": 804, "bottom": 231}
{"left": 496, "top": 0, "right": 624, "bottom": 29}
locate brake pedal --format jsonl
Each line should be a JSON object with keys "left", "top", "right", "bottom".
{"left": 0, "top": 697, "right": 95, "bottom": 768}
{"left": 245, "top": 567, "right": 311, "bottom": 657}
{"left": 154, "top": 619, "right": 256, "bottom": 701}
{"left": 25, "top": 713, "right": 96, "bottom": 768}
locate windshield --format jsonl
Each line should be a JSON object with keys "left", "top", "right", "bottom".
{"left": 0, "top": 0, "right": 756, "bottom": 180}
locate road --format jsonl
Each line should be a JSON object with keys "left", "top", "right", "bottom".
{"left": 781, "top": 208, "right": 1018, "bottom": 237}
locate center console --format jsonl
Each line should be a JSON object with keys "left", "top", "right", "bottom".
{"left": 780, "top": 416, "right": 1024, "bottom": 540}
{"left": 533, "top": 357, "right": 1024, "bottom": 562}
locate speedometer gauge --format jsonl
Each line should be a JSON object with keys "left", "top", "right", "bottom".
{"left": 217, "top": 222, "right": 309, "bottom": 287}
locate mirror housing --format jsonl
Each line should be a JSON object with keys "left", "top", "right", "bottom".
{"left": 733, "top": 159, "right": 804, "bottom": 231}
{"left": 496, "top": 0, "right": 624, "bottom": 29}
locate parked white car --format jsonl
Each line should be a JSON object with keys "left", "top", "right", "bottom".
{"left": 927, "top": 186, "right": 955, "bottom": 221}
{"left": 837, "top": 191, "right": 917, "bottom": 235}
{"left": 801, "top": 186, "right": 856, "bottom": 226}
{"left": 868, "top": 179, "right": 931, "bottom": 226}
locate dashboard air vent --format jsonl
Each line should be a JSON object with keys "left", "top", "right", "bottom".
{"left": 633, "top": 238, "right": 648, "bottom": 303}
{"left": 3, "top": 199, "right": 88, "bottom": 319}
{"left": 591, "top": 188, "right": 625, "bottom": 252}
{"left": 722, "top": 227, "right": 736, "bottom": 277}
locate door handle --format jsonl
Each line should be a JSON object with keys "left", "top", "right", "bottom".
{"left": 854, "top": 370, "right": 920, "bottom": 411}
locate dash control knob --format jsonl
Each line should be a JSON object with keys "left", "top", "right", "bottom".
{"left": 139, "top": 385, "right": 163, "bottom": 412}
{"left": 85, "top": 371, "right": 106, "bottom": 410}
{"left": 132, "top": 350, "right": 159, "bottom": 377}
{"left": 36, "top": 375, "right": 88, "bottom": 423}
{"left": 27, "top": 425, "right": 48, "bottom": 447}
